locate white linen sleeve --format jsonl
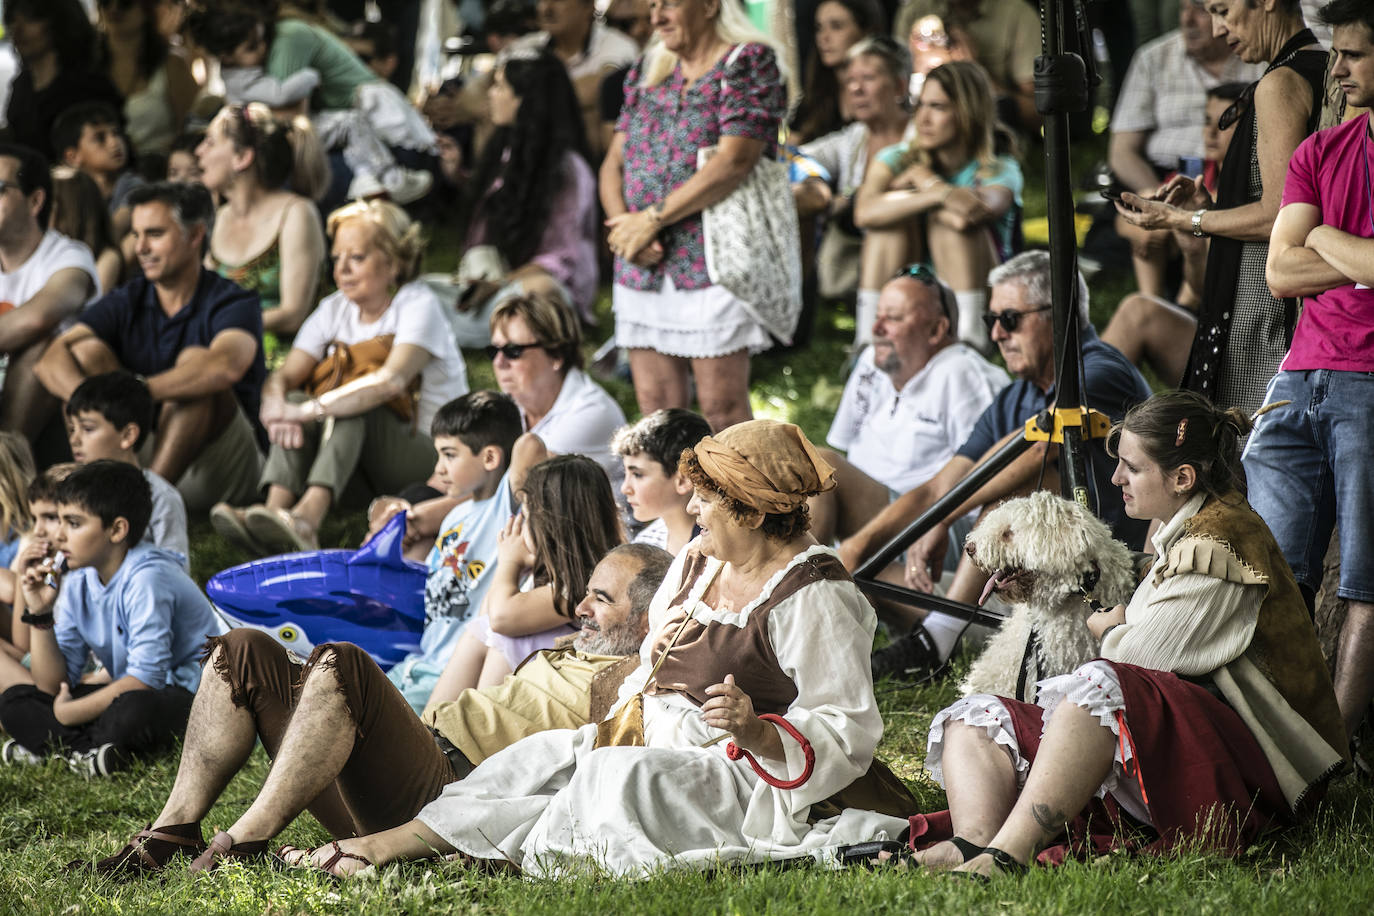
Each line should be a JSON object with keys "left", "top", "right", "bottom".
{"left": 759, "top": 578, "right": 882, "bottom": 816}
{"left": 1100, "top": 573, "right": 1262, "bottom": 676}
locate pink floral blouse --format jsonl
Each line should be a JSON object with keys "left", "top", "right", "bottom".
{"left": 613, "top": 43, "right": 785, "bottom": 292}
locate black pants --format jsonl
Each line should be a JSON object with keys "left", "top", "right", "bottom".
{"left": 0, "top": 682, "right": 194, "bottom": 757}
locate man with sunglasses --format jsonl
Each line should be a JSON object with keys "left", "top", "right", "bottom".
{"left": 0, "top": 144, "right": 99, "bottom": 451}
{"left": 840, "top": 251, "right": 1150, "bottom": 683}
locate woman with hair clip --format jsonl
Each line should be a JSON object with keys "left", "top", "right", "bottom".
{"left": 49, "top": 168, "right": 126, "bottom": 296}
{"left": 422, "top": 454, "right": 625, "bottom": 711}
{"left": 890, "top": 390, "right": 1346, "bottom": 876}
{"left": 450, "top": 48, "right": 600, "bottom": 339}
{"left": 197, "top": 104, "right": 328, "bottom": 357}
{"left": 794, "top": 35, "right": 912, "bottom": 329}
{"left": 601, "top": 0, "right": 790, "bottom": 432}
{"left": 854, "top": 59, "right": 1022, "bottom": 354}
{"left": 210, "top": 199, "right": 467, "bottom": 556}
{"left": 790, "top": 0, "right": 887, "bottom": 144}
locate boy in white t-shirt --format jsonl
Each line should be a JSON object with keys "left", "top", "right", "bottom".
{"left": 63, "top": 372, "right": 189, "bottom": 563}
{"left": 385, "top": 391, "right": 547, "bottom": 713}
{"left": 612, "top": 408, "right": 711, "bottom": 558}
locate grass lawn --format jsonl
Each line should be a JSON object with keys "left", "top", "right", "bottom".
{"left": 5, "top": 137, "right": 1373, "bottom": 914}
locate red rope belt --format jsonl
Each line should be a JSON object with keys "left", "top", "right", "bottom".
{"left": 725, "top": 714, "right": 815, "bottom": 789}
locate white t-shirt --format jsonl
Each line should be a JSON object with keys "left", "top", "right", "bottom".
{"left": 0, "top": 230, "right": 99, "bottom": 385}
{"left": 292, "top": 280, "right": 469, "bottom": 432}
{"left": 828, "top": 343, "right": 1010, "bottom": 494}
{"left": 142, "top": 468, "right": 189, "bottom": 566}
{"left": 527, "top": 367, "right": 627, "bottom": 494}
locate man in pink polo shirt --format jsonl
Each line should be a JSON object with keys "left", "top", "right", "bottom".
{"left": 1252, "top": 0, "right": 1374, "bottom": 749}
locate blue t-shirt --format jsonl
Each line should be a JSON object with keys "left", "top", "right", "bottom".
{"left": 78, "top": 269, "right": 267, "bottom": 441}
{"left": 956, "top": 330, "right": 1152, "bottom": 548}
{"left": 385, "top": 469, "right": 516, "bottom": 712}
{"left": 54, "top": 544, "right": 226, "bottom": 692}
{"left": 874, "top": 144, "right": 1024, "bottom": 260}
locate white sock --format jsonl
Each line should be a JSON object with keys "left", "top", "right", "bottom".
{"left": 854, "top": 289, "right": 880, "bottom": 346}
{"left": 921, "top": 611, "right": 967, "bottom": 661}
{"left": 954, "top": 290, "right": 990, "bottom": 354}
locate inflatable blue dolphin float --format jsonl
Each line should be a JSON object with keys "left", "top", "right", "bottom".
{"left": 207, "top": 512, "right": 427, "bottom": 668}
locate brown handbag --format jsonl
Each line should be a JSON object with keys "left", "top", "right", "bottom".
{"left": 304, "top": 334, "right": 420, "bottom": 423}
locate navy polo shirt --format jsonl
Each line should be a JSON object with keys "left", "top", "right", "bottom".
{"left": 956, "top": 329, "right": 1152, "bottom": 549}
{"left": 78, "top": 270, "right": 267, "bottom": 434}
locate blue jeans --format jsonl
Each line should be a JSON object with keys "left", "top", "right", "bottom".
{"left": 1243, "top": 369, "right": 1374, "bottom": 602}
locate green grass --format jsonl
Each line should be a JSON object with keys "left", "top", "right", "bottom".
{"left": 6, "top": 136, "right": 1373, "bottom": 913}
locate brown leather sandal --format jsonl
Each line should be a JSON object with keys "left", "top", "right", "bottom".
{"left": 188, "top": 831, "right": 270, "bottom": 872}
{"left": 276, "top": 841, "right": 372, "bottom": 879}
{"left": 86, "top": 823, "right": 207, "bottom": 876}
{"left": 314, "top": 841, "right": 372, "bottom": 877}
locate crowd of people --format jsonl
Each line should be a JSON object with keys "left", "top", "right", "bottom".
{"left": 0, "top": 0, "right": 1370, "bottom": 887}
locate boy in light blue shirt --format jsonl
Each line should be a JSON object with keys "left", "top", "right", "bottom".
{"left": 0, "top": 461, "right": 223, "bottom": 775}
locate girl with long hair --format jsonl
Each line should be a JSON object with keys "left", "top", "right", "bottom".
{"left": 790, "top": 0, "right": 886, "bottom": 143}
{"left": 49, "top": 168, "right": 125, "bottom": 295}
{"left": 423, "top": 454, "right": 625, "bottom": 710}
{"left": 454, "top": 48, "right": 599, "bottom": 337}
{"left": 95, "top": 0, "right": 198, "bottom": 157}
{"left": 854, "top": 60, "right": 1022, "bottom": 352}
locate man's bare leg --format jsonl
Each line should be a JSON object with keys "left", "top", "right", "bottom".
{"left": 218, "top": 647, "right": 358, "bottom": 843}
{"left": 152, "top": 643, "right": 262, "bottom": 828}
{"left": 150, "top": 386, "right": 238, "bottom": 485}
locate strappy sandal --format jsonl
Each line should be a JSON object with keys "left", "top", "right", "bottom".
{"left": 84, "top": 823, "right": 207, "bottom": 876}
{"left": 276, "top": 841, "right": 372, "bottom": 879}
{"left": 188, "top": 831, "right": 270, "bottom": 872}
{"left": 837, "top": 835, "right": 983, "bottom": 870}
{"left": 950, "top": 845, "right": 1029, "bottom": 882}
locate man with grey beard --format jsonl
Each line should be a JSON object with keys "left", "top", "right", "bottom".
{"left": 88, "top": 543, "right": 672, "bottom": 875}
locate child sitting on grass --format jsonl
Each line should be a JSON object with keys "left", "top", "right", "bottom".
{"left": 66, "top": 371, "right": 188, "bottom": 563}
{"left": 613, "top": 408, "right": 711, "bottom": 556}
{"left": 1, "top": 463, "right": 75, "bottom": 689}
{"left": 49, "top": 103, "right": 144, "bottom": 239}
{"left": 0, "top": 461, "right": 223, "bottom": 775}
{"left": 384, "top": 390, "right": 546, "bottom": 713}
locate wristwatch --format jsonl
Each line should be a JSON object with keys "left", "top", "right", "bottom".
{"left": 1191, "top": 209, "right": 1208, "bottom": 238}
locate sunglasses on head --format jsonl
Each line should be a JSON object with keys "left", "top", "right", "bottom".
{"left": 891, "top": 262, "right": 958, "bottom": 327}
{"left": 485, "top": 342, "right": 545, "bottom": 361}
{"left": 981, "top": 305, "right": 1052, "bottom": 334}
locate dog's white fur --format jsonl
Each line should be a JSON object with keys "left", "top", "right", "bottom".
{"left": 960, "top": 491, "right": 1137, "bottom": 701}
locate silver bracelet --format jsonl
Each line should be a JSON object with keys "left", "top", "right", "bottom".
{"left": 1191, "top": 209, "right": 1208, "bottom": 238}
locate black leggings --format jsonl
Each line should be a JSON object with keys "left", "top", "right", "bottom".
{"left": 0, "top": 682, "right": 194, "bottom": 757}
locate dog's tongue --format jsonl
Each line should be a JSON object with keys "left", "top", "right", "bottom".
{"left": 979, "top": 570, "right": 1010, "bottom": 607}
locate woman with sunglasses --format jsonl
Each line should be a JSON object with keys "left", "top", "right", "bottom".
{"left": 486, "top": 295, "right": 627, "bottom": 493}
{"left": 1115, "top": 0, "right": 1325, "bottom": 419}
{"left": 210, "top": 201, "right": 468, "bottom": 555}
{"left": 853, "top": 60, "right": 1022, "bottom": 354}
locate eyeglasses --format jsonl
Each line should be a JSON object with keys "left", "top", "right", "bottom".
{"left": 890, "top": 262, "right": 957, "bottom": 328}
{"left": 1217, "top": 81, "right": 1255, "bottom": 132}
{"left": 981, "top": 305, "right": 1052, "bottom": 334}
{"left": 485, "top": 341, "right": 545, "bottom": 361}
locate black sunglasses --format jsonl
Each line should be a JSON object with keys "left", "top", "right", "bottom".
{"left": 1217, "top": 81, "right": 1255, "bottom": 132}
{"left": 891, "top": 262, "right": 957, "bottom": 327}
{"left": 485, "top": 342, "right": 545, "bottom": 361}
{"left": 981, "top": 305, "right": 1052, "bottom": 334}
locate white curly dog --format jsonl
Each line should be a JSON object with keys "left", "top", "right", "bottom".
{"left": 960, "top": 490, "right": 1138, "bottom": 702}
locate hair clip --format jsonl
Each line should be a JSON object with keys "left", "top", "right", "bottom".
{"left": 1175, "top": 419, "right": 1188, "bottom": 447}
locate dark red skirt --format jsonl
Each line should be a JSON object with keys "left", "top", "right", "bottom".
{"left": 909, "top": 661, "right": 1294, "bottom": 863}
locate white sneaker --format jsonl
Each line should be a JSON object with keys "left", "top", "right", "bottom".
{"left": 346, "top": 172, "right": 387, "bottom": 200}
{"left": 1, "top": 738, "right": 43, "bottom": 766}
{"left": 381, "top": 167, "right": 433, "bottom": 204}
{"left": 66, "top": 743, "right": 123, "bottom": 777}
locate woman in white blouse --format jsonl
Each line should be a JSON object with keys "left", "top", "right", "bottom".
{"left": 211, "top": 200, "right": 467, "bottom": 555}
{"left": 911, "top": 391, "right": 1346, "bottom": 877}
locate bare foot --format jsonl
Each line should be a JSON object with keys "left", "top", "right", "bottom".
{"left": 911, "top": 839, "right": 970, "bottom": 871}
{"left": 306, "top": 840, "right": 373, "bottom": 877}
